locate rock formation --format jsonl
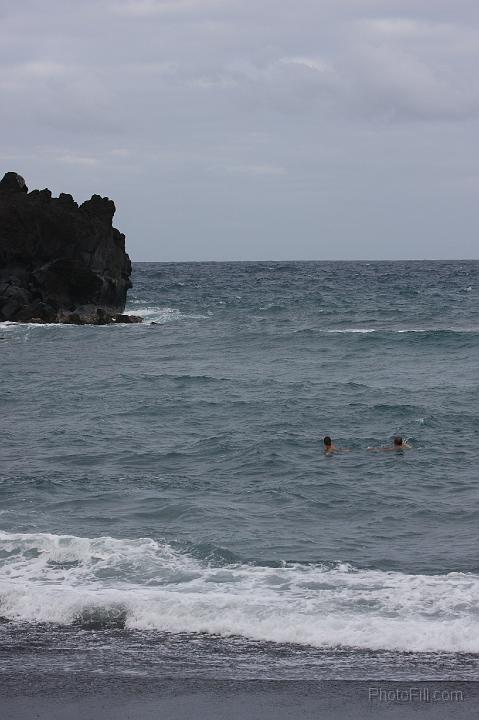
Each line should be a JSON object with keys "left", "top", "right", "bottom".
{"left": 0, "top": 171, "right": 141, "bottom": 324}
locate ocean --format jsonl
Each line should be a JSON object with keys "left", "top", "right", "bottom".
{"left": 1, "top": 260, "right": 479, "bottom": 685}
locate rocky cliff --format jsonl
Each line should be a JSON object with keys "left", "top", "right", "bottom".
{"left": 0, "top": 171, "right": 139, "bottom": 324}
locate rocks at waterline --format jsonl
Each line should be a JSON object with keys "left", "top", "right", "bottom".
{"left": 0, "top": 171, "right": 141, "bottom": 324}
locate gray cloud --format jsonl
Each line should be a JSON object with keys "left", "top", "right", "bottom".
{"left": 1, "top": 0, "right": 478, "bottom": 259}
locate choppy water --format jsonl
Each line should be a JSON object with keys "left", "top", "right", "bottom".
{"left": 1, "top": 261, "right": 479, "bottom": 679}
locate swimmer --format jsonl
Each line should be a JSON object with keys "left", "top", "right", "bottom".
{"left": 323, "top": 436, "right": 350, "bottom": 454}
{"left": 323, "top": 436, "right": 337, "bottom": 454}
{"left": 392, "top": 435, "right": 411, "bottom": 449}
{"left": 368, "top": 436, "right": 412, "bottom": 451}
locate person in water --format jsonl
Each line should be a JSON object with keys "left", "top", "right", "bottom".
{"left": 369, "top": 436, "right": 412, "bottom": 451}
{"left": 323, "top": 436, "right": 337, "bottom": 453}
{"left": 323, "top": 436, "right": 351, "bottom": 454}
{"left": 393, "top": 435, "right": 411, "bottom": 449}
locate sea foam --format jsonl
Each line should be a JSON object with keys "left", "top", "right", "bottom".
{"left": 0, "top": 531, "right": 478, "bottom": 653}
{"left": 124, "top": 306, "right": 208, "bottom": 324}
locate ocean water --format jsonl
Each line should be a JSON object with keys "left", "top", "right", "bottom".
{"left": 1, "top": 260, "right": 479, "bottom": 680}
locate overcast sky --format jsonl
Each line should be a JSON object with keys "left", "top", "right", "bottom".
{"left": 1, "top": 0, "right": 478, "bottom": 260}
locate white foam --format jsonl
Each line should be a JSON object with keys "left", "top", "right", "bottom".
{"left": 325, "top": 327, "right": 479, "bottom": 335}
{"left": 326, "top": 328, "right": 376, "bottom": 334}
{"left": 124, "top": 306, "right": 207, "bottom": 324}
{"left": 0, "top": 531, "right": 478, "bottom": 653}
{"left": 0, "top": 321, "right": 68, "bottom": 330}
{"left": 0, "top": 307, "right": 207, "bottom": 331}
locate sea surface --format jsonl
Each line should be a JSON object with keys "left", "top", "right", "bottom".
{"left": 1, "top": 261, "right": 479, "bottom": 681}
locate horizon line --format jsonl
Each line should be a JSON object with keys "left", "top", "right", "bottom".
{"left": 130, "top": 257, "right": 479, "bottom": 263}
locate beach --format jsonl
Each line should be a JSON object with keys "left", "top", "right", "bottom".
{"left": 2, "top": 674, "right": 478, "bottom": 720}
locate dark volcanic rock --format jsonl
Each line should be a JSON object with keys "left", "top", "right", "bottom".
{"left": 113, "top": 314, "right": 143, "bottom": 324}
{"left": 0, "top": 171, "right": 136, "bottom": 324}
{"left": 0, "top": 171, "right": 28, "bottom": 193}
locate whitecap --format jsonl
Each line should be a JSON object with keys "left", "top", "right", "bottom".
{"left": 326, "top": 329, "right": 376, "bottom": 334}
{"left": 124, "top": 306, "right": 208, "bottom": 324}
{"left": 1, "top": 530, "right": 478, "bottom": 653}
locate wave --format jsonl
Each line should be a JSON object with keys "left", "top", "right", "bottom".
{"left": 0, "top": 321, "right": 72, "bottom": 330}
{"left": 326, "top": 328, "right": 376, "bottom": 334}
{"left": 0, "top": 305, "right": 208, "bottom": 330}
{"left": 0, "top": 531, "right": 477, "bottom": 653}
{"left": 325, "top": 327, "right": 479, "bottom": 335}
{"left": 124, "top": 306, "right": 208, "bottom": 324}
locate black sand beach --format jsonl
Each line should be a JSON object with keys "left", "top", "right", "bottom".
{"left": 1, "top": 675, "right": 478, "bottom": 720}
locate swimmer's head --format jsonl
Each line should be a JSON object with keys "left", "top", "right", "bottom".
{"left": 393, "top": 436, "right": 403, "bottom": 447}
{"left": 324, "top": 436, "right": 332, "bottom": 447}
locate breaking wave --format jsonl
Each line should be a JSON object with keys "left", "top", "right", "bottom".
{"left": 124, "top": 305, "right": 208, "bottom": 324}
{"left": 0, "top": 531, "right": 478, "bottom": 653}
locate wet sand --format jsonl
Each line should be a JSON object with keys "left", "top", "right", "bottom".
{"left": 1, "top": 675, "right": 478, "bottom": 720}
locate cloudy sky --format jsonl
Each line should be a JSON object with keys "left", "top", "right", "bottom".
{"left": 1, "top": 0, "right": 478, "bottom": 260}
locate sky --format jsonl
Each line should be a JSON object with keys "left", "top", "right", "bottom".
{"left": 1, "top": 0, "right": 478, "bottom": 260}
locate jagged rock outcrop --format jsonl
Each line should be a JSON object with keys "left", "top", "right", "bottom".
{"left": 0, "top": 171, "right": 140, "bottom": 324}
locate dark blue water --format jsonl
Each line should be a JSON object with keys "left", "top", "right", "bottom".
{"left": 1, "top": 261, "right": 479, "bottom": 679}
